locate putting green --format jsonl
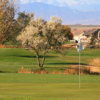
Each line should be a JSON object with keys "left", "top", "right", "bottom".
{"left": 0, "top": 73, "right": 100, "bottom": 100}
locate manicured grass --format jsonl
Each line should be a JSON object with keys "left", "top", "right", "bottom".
{"left": 0, "top": 48, "right": 100, "bottom": 100}
{"left": 0, "top": 73, "right": 100, "bottom": 100}
{"left": 0, "top": 48, "right": 100, "bottom": 73}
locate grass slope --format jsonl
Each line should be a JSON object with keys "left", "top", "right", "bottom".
{"left": 0, "top": 48, "right": 100, "bottom": 73}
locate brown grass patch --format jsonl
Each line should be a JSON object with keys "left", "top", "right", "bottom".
{"left": 89, "top": 58, "right": 100, "bottom": 74}
{"left": 89, "top": 58, "right": 100, "bottom": 67}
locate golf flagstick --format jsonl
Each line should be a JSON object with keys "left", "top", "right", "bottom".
{"left": 79, "top": 51, "right": 80, "bottom": 88}
{"left": 76, "top": 38, "right": 84, "bottom": 88}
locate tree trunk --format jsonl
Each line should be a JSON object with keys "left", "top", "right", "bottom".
{"left": 41, "top": 52, "right": 46, "bottom": 68}
{"left": 35, "top": 51, "right": 46, "bottom": 69}
{"left": 36, "top": 52, "right": 41, "bottom": 68}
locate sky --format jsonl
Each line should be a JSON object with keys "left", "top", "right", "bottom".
{"left": 19, "top": 0, "right": 100, "bottom": 11}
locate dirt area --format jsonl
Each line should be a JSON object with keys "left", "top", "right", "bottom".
{"left": 0, "top": 44, "right": 22, "bottom": 48}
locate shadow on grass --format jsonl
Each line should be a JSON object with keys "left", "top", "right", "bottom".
{"left": 0, "top": 71, "right": 5, "bottom": 73}
{"left": 47, "top": 62, "right": 88, "bottom": 65}
{"left": 16, "top": 55, "right": 57, "bottom": 58}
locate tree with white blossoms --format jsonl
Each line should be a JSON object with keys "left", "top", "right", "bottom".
{"left": 17, "top": 16, "right": 69, "bottom": 69}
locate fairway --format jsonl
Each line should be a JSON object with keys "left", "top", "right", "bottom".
{"left": 0, "top": 73, "right": 100, "bottom": 100}
{"left": 0, "top": 48, "right": 100, "bottom": 100}
{"left": 0, "top": 48, "right": 100, "bottom": 73}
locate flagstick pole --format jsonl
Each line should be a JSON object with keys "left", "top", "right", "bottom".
{"left": 79, "top": 51, "right": 81, "bottom": 88}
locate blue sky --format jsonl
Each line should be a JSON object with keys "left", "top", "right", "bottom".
{"left": 19, "top": 0, "right": 100, "bottom": 11}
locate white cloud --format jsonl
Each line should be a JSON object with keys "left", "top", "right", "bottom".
{"left": 20, "top": 0, "right": 29, "bottom": 4}
{"left": 20, "top": 0, "right": 42, "bottom": 4}
{"left": 56, "top": 0, "right": 100, "bottom": 6}
{"left": 20, "top": 0, "right": 100, "bottom": 6}
{"left": 36, "top": 0, "right": 43, "bottom": 3}
{"left": 77, "top": 0, "right": 99, "bottom": 5}
{"left": 47, "top": 0, "right": 54, "bottom": 4}
{"left": 56, "top": 0, "right": 78, "bottom": 6}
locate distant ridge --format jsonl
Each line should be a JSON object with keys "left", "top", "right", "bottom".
{"left": 20, "top": 2, "right": 100, "bottom": 25}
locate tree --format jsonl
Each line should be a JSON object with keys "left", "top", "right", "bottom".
{"left": 63, "top": 25, "right": 73, "bottom": 40}
{"left": 0, "top": 0, "right": 16, "bottom": 43}
{"left": 68, "top": 32, "right": 74, "bottom": 40}
{"left": 17, "top": 12, "right": 34, "bottom": 29}
{"left": 17, "top": 16, "right": 69, "bottom": 69}
{"left": 90, "top": 35, "right": 97, "bottom": 48}
{"left": 5, "top": 12, "right": 34, "bottom": 45}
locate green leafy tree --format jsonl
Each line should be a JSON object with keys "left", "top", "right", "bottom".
{"left": 63, "top": 25, "right": 73, "bottom": 40}
{"left": 5, "top": 12, "right": 34, "bottom": 45}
